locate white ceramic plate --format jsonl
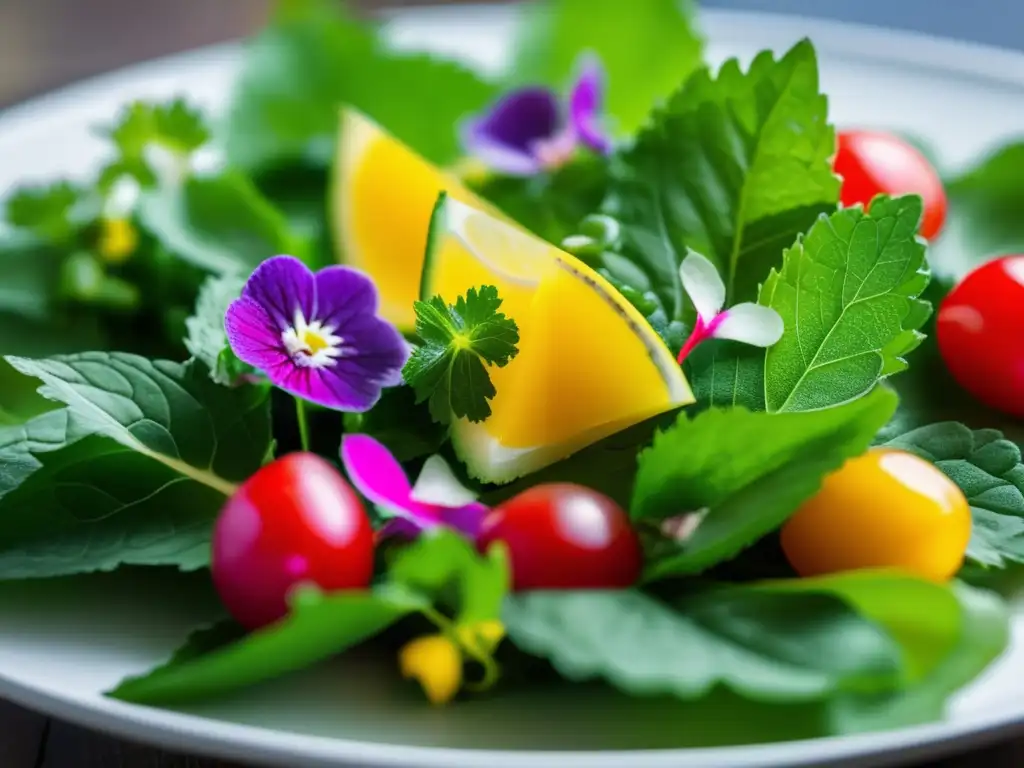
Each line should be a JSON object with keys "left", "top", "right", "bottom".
{"left": 2, "top": 6, "right": 1024, "bottom": 767}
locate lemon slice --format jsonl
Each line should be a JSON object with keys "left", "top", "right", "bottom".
{"left": 423, "top": 195, "right": 695, "bottom": 483}
{"left": 331, "top": 107, "right": 489, "bottom": 332}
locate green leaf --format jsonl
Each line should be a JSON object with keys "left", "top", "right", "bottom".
{"left": 100, "top": 99, "right": 210, "bottom": 161}
{"left": 137, "top": 170, "right": 309, "bottom": 275}
{"left": 226, "top": 0, "right": 495, "bottom": 171}
{"left": 0, "top": 235, "right": 60, "bottom": 320}
{"left": 108, "top": 587, "right": 419, "bottom": 705}
{"left": 691, "top": 196, "right": 931, "bottom": 413}
{"left": 402, "top": 286, "right": 520, "bottom": 425}
{"left": 388, "top": 529, "right": 508, "bottom": 627}
{"left": 509, "top": 0, "right": 705, "bottom": 135}
{"left": 595, "top": 40, "right": 839, "bottom": 321}
{"left": 0, "top": 353, "right": 272, "bottom": 578}
{"left": 470, "top": 155, "right": 610, "bottom": 246}
{"left": 503, "top": 585, "right": 902, "bottom": 702}
{"left": 882, "top": 421, "right": 1024, "bottom": 569}
{"left": 633, "top": 387, "right": 897, "bottom": 580}
{"left": 5, "top": 182, "right": 88, "bottom": 244}
{"left": 342, "top": 385, "right": 445, "bottom": 463}
{"left": 184, "top": 273, "right": 251, "bottom": 386}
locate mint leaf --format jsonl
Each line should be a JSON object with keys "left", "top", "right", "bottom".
{"left": 403, "top": 286, "right": 520, "bottom": 424}
{"left": 5, "top": 182, "right": 87, "bottom": 244}
{"left": 470, "top": 155, "right": 609, "bottom": 246}
{"left": 184, "top": 274, "right": 251, "bottom": 386}
{"left": 632, "top": 388, "right": 896, "bottom": 579}
{"left": 882, "top": 421, "right": 1024, "bottom": 569}
{"left": 509, "top": 0, "right": 704, "bottom": 136}
{"left": 594, "top": 40, "right": 838, "bottom": 320}
{"left": 226, "top": 0, "right": 495, "bottom": 171}
{"left": 108, "top": 587, "right": 419, "bottom": 705}
{"left": 690, "top": 196, "right": 931, "bottom": 412}
{"left": 503, "top": 585, "right": 901, "bottom": 702}
{"left": 137, "top": 170, "right": 309, "bottom": 275}
{"left": 0, "top": 353, "right": 272, "bottom": 578}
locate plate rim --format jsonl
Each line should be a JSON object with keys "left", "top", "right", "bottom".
{"left": 3, "top": 5, "right": 1024, "bottom": 767}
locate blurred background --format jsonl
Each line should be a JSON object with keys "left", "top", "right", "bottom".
{"left": 0, "top": 0, "right": 1021, "bottom": 110}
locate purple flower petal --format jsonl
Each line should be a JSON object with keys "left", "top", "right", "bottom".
{"left": 313, "top": 265, "right": 379, "bottom": 331}
{"left": 341, "top": 434, "right": 414, "bottom": 511}
{"left": 376, "top": 517, "right": 426, "bottom": 541}
{"left": 240, "top": 255, "right": 316, "bottom": 331}
{"left": 341, "top": 315, "right": 410, "bottom": 388}
{"left": 461, "top": 87, "right": 561, "bottom": 176}
{"left": 441, "top": 501, "right": 489, "bottom": 540}
{"left": 224, "top": 295, "right": 287, "bottom": 372}
{"left": 569, "top": 55, "right": 611, "bottom": 154}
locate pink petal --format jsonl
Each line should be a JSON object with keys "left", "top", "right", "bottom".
{"left": 340, "top": 434, "right": 414, "bottom": 511}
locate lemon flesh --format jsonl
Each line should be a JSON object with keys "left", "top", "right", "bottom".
{"left": 423, "top": 196, "right": 694, "bottom": 483}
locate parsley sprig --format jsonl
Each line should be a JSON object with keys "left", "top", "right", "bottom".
{"left": 403, "top": 286, "right": 520, "bottom": 425}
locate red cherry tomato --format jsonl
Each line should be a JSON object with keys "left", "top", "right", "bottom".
{"left": 211, "top": 452, "right": 374, "bottom": 630}
{"left": 834, "top": 130, "right": 947, "bottom": 240}
{"left": 478, "top": 483, "right": 642, "bottom": 591}
{"left": 937, "top": 256, "right": 1024, "bottom": 417}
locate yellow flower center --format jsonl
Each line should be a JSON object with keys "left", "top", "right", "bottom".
{"left": 98, "top": 218, "right": 138, "bottom": 264}
{"left": 301, "top": 328, "right": 331, "bottom": 354}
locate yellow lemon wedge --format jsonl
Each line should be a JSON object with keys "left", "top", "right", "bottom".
{"left": 331, "top": 106, "right": 489, "bottom": 332}
{"left": 422, "top": 195, "right": 695, "bottom": 483}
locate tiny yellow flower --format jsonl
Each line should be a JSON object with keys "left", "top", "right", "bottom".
{"left": 399, "top": 633, "right": 463, "bottom": 706}
{"left": 98, "top": 217, "right": 138, "bottom": 264}
{"left": 456, "top": 619, "right": 505, "bottom": 656}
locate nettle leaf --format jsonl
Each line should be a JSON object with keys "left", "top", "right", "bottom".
{"left": 882, "top": 422, "right": 1024, "bottom": 569}
{"left": 690, "top": 196, "right": 931, "bottom": 412}
{"left": 109, "top": 586, "right": 421, "bottom": 705}
{"left": 184, "top": 274, "right": 252, "bottom": 386}
{"left": 595, "top": 39, "right": 838, "bottom": 321}
{"left": 0, "top": 353, "right": 272, "bottom": 578}
{"left": 633, "top": 387, "right": 896, "bottom": 580}
{"left": 509, "top": 0, "right": 704, "bottom": 136}
{"left": 226, "top": 0, "right": 495, "bottom": 172}
{"left": 137, "top": 171, "right": 310, "bottom": 275}
{"left": 504, "top": 572, "right": 998, "bottom": 711}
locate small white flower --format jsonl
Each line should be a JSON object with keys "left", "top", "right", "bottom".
{"left": 676, "top": 251, "right": 784, "bottom": 363}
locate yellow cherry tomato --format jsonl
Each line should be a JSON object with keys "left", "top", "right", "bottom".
{"left": 780, "top": 448, "right": 971, "bottom": 582}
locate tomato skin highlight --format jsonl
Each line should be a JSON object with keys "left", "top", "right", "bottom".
{"left": 211, "top": 452, "right": 375, "bottom": 630}
{"left": 478, "top": 483, "right": 643, "bottom": 591}
{"left": 937, "top": 256, "right": 1024, "bottom": 417}
{"left": 834, "top": 130, "right": 947, "bottom": 240}
{"left": 780, "top": 448, "right": 971, "bottom": 582}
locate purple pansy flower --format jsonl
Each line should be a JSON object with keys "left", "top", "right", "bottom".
{"left": 460, "top": 54, "right": 611, "bottom": 176}
{"left": 224, "top": 256, "right": 408, "bottom": 411}
{"left": 341, "top": 434, "right": 488, "bottom": 541}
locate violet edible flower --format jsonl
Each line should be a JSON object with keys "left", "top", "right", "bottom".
{"left": 224, "top": 255, "right": 408, "bottom": 411}
{"left": 460, "top": 55, "right": 611, "bottom": 176}
{"left": 675, "top": 251, "right": 785, "bottom": 364}
{"left": 340, "top": 434, "right": 488, "bottom": 541}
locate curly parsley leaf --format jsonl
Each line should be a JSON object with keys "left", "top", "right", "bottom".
{"left": 5, "top": 182, "right": 87, "bottom": 244}
{"left": 689, "top": 195, "right": 931, "bottom": 413}
{"left": 882, "top": 422, "right": 1024, "bottom": 569}
{"left": 0, "top": 353, "right": 272, "bottom": 579}
{"left": 509, "top": 0, "right": 704, "bottom": 136}
{"left": 592, "top": 40, "right": 839, "bottom": 321}
{"left": 403, "top": 286, "right": 520, "bottom": 425}
{"left": 632, "top": 387, "right": 896, "bottom": 580}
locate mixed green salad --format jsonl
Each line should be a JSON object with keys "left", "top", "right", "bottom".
{"left": 2, "top": 0, "right": 1024, "bottom": 748}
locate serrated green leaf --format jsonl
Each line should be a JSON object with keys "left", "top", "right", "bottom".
{"left": 882, "top": 421, "right": 1024, "bottom": 569}
{"left": 137, "top": 170, "right": 309, "bottom": 275}
{"left": 184, "top": 274, "right": 251, "bottom": 386}
{"left": 226, "top": 0, "right": 495, "bottom": 172}
{"left": 0, "top": 353, "right": 272, "bottom": 578}
{"left": 509, "top": 0, "right": 705, "bottom": 135}
{"left": 690, "top": 196, "right": 931, "bottom": 412}
{"left": 632, "top": 387, "right": 897, "bottom": 579}
{"left": 594, "top": 40, "right": 838, "bottom": 322}
{"left": 108, "top": 587, "right": 420, "bottom": 705}
{"left": 5, "top": 181, "right": 88, "bottom": 244}
{"left": 388, "top": 529, "right": 508, "bottom": 627}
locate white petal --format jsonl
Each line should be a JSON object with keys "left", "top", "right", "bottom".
{"left": 410, "top": 455, "right": 478, "bottom": 507}
{"left": 678, "top": 250, "right": 725, "bottom": 321}
{"left": 713, "top": 303, "right": 784, "bottom": 347}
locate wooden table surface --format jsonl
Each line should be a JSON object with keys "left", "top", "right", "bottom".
{"left": 1, "top": 0, "right": 1023, "bottom": 765}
